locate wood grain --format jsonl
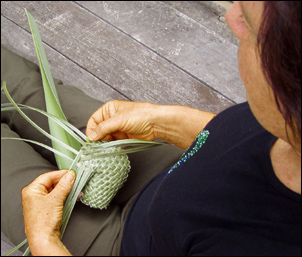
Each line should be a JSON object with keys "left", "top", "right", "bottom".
{"left": 1, "top": 1, "right": 239, "bottom": 113}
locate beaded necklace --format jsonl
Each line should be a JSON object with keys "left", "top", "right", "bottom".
{"left": 164, "top": 130, "right": 209, "bottom": 178}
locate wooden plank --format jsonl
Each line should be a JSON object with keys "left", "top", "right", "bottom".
{"left": 75, "top": 1, "right": 245, "bottom": 104}
{"left": 1, "top": 1, "right": 234, "bottom": 113}
{"left": 1, "top": 16, "right": 129, "bottom": 103}
{"left": 164, "top": 1, "right": 239, "bottom": 46}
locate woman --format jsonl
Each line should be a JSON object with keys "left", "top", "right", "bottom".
{"left": 1, "top": 1, "right": 300, "bottom": 255}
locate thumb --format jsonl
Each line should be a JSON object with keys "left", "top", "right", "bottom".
{"left": 52, "top": 170, "right": 76, "bottom": 203}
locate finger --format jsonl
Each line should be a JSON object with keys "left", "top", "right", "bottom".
{"left": 86, "top": 102, "right": 113, "bottom": 136}
{"left": 110, "top": 131, "right": 130, "bottom": 140}
{"left": 88, "top": 104, "right": 107, "bottom": 125}
{"left": 86, "top": 101, "right": 123, "bottom": 140}
{"left": 86, "top": 115, "right": 99, "bottom": 138}
{"left": 88, "top": 117, "right": 121, "bottom": 141}
{"left": 33, "top": 170, "right": 70, "bottom": 190}
{"left": 102, "top": 134, "right": 115, "bottom": 141}
{"left": 51, "top": 170, "right": 76, "bottom": 203}
{"left": 77, "top": 192, "right": 83, "bottom": 201}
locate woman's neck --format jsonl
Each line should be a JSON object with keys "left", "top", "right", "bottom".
{"left": 270, "top": 138, "right": 301, "bottom": 195}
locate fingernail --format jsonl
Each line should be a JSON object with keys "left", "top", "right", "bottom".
{"left": 77, "top": 192, "right": 83, "bottom": 201}
{"left": 65, "top": 171, "right": 75, "bottom": 183}
{"left": 89, "top": 131, "right": 98, "bottom": 140}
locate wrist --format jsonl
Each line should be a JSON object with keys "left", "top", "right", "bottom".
{"left": 152, "top": 104, "right": 216, "bottom": 149}
{"left": 29, "top": 233, "right": 71, "bottom": 256}
{"left": 152, "top": 105, "right": 190, "bottom": 148}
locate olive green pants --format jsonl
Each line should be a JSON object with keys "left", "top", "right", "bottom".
{"left": 1, "top": 45, "right": 183, "bottom": 255}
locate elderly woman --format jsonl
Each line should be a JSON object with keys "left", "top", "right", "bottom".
{"left": 1, "top": 1, "right": 300, "bottom": 256}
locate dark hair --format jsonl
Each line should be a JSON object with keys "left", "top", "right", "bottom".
{"left": 257, "top": 1, "right": 301, "bottom": 144}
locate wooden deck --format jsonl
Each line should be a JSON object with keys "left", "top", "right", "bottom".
{"left": 1, "top": 1, "right": 244, "bottom": 254}
{"left": 1, "top": 1, "right": 244, "bottom": 114}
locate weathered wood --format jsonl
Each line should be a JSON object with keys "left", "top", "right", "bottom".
{"left": 1, "top": 16, "right": 128, "bottom": 103}
{"left": 1, "top": 1, "right": 235, "bottom": 113}
{"left": 165, "top": 1, "right": 239, "bottom": 45}
{"left": 75, "top": 1, "right": 245, "bottom": 103}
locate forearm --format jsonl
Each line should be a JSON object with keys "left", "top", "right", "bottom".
{"left": 86, "top": 100, "right": 216, "bottom": 147}
{"left": 152, "top": 104, "right": 216, "bottom": 149}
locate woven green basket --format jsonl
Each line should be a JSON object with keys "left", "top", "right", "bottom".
{"left": 79, "top": 142, "right": 131, "bottom": 209}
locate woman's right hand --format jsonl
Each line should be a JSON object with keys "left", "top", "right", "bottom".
{"left": 86, "top": 100, "right": 158, "bottom": 142}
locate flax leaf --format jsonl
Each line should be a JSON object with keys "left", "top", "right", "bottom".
{"left": 25, "top": 9, "right": 81, "bottom": 168}
{"left": 3, "top": 238, "right": 28, "bottom": 256}
{"left": 2, "top": 82, "right": 79, "bottom": 156}
{"left": 2, "top": 137, "right": 74, "bottom": 162}
{"left": 2, "top": 102, "right": 86, "bottom": 144}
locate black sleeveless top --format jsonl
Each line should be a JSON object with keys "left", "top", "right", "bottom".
{"left": 121, "top": 102, "right": 301, "bottom": 256}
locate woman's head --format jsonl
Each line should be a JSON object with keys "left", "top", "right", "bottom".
{"left": 226, "top": 1, "right": 301, "bottom": 150}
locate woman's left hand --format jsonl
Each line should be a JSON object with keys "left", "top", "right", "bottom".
{"left": 21, "top": 169, "right": 75, "bottom": 255}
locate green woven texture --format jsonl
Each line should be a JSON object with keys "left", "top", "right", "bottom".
{"left": 79, "top": 142, "right": 131, "bottom": 209}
